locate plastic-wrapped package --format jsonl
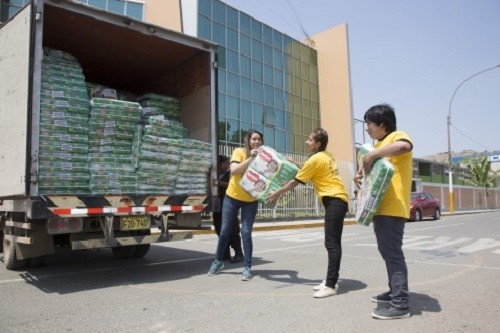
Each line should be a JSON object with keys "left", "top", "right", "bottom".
{"left": 88, "top": 98, "right": 141, "bottom": 194}
{"left": 355, "top": 144, "right": 395, "bottom": 226}
{"left": 38, "top": 48, "right": 91, "bottom": 195}
{"left": 240, "top": 145, "right": 299, "bottom": 207}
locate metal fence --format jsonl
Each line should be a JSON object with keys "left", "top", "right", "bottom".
{"left": 219, "top": 146, "right": 356, "bottom": 220}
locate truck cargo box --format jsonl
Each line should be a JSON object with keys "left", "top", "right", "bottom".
{"left": 0, "top": 0, "right": 219, "bottom": 269}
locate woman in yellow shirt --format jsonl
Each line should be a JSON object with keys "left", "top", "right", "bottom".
{"left": 207, "top": 130, "right": 264, "bottom": 281}
{"left": 268, "top": 128, "right": 349, "bottom": 298}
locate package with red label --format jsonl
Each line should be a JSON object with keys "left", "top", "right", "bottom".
{"left": 240, "top": 145, "right": 299, "bottom": 208}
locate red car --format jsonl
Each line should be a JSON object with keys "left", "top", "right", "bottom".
{"left": 409, "top": 192, "right": 441, "bottom": 221}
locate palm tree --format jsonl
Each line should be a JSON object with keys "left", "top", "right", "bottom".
{"left": 459, "top": 156, "right": 496, "bottom": 196}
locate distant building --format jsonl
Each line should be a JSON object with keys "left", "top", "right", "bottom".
{"left": 489, "top": 155, "right": 500, "bottom": 172}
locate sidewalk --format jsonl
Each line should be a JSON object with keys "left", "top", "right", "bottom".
{"left": 188, "top": 209, "right": 498, "bottom": 236}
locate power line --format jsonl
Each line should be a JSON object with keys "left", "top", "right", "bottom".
{"left": 251, "top": 0, "right": 305, "bottom": 37}
{"left": 451, "top": 124, "right": 492, "bottom": 151}
{"left": 284, "top": 0, "right": 315, "bottom": 46}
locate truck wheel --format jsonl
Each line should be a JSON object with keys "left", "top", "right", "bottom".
{"left": 3, "top": 235, "right": 28, "bottom": 270}
{"left": 132, "top": 244, "right": 151, "bottom": 258}
{"left": 111, "top": 246, "right": 136, "bottom": 259}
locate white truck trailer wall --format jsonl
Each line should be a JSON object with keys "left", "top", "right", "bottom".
{"left": 0, "top": 5, "right": 31, "bottom": 197}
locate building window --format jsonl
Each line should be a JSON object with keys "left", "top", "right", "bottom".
{"left": 1, "top": 0, "right": 29, "bottom": 23}
{"left": 76, "top": 0, "right": 144, "bottom": 20}
{"left": 199, "top": 0, "right": 321, "bottom": 153}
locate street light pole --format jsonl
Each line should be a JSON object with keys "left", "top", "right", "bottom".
{"left": 447, "top": 64, "right": 500, "bottom": 214}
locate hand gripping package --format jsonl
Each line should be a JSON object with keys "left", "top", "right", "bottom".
{"left": 355, "top": 144, "right": 394, "bottom": 226}
{"left": 240, "top": 146, "right": 299, "bottom": 208}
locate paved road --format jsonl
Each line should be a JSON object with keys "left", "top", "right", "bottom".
{"left": 1, "top": 211, "right": 499, "bottom": 332}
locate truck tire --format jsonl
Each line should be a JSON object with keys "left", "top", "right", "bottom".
{"left": 111, "top": 246, "right": 136, "bottom": 259}
{"left": 132, "top": 244, "right": 151, "bottom": 258}
{"left": 3, "top": 234, "right": 28, "bottom": 270}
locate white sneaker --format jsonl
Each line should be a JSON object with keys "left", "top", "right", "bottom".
{"left": 312, "top": 280, "right": 326, "bottom": 291}
{"left": 313, "top": 285, "right": 338, "bottom": 298}
{"left": 313, "top": 280, "right": 338, "bottom": 291}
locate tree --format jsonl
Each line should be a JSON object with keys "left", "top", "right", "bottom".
{"left": 459, "top": 156, "right": 496, "bottom": 196}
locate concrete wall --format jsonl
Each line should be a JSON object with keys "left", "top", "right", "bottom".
{"left": 145, "top": 0, "right": 182, "bottom": 32}
{"left": 423, "top": 184, "right": 500, "bottom": 211}
{"left": 312, "top": 24, "right": 355, "bottom": 165}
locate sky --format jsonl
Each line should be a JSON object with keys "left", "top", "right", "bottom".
{"left": 223, "top": 0, "right": 500, "bottom": 158}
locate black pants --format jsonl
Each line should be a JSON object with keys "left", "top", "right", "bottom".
{"left": 373, "top": 215, "right": 409, "bottom": 309}
{"left": 213, "top": 199, "right": 242, "bottom": 258}
{"left": 322, "top": 197, "right": 348, "bottom": 289}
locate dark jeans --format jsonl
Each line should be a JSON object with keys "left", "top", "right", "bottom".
{"left": 322, "top": 197, "right": 348, "bottom": 289}
{"left": 215, "top": 196, "right": 258, "bottom": 268}
{"left": 373, "top": 215, "right": 409, "bottom": 309}
{"left": 213, "top": 197, "right": 242, "bottom": 258}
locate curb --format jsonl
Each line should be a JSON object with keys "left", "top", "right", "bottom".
{"left": 189, "top": 219, "right": 358, "bottom": 236}
{"left": 183, "top": 209, "right": 499, "bottom": 236}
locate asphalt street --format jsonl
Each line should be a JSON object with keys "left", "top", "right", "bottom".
{"left": 0, "top": 211, "right": 499, "bottom": 332}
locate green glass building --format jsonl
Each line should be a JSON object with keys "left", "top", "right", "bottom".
{"left": 196, "top": 0, "right": 320, "bottom": 155}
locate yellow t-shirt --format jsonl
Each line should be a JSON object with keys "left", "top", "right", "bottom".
{"left": 226, "top": 148, "right": 256, "bottom": 203}
{"left": 295, "top": 151, "right": 348, "bottom": 203}
{"left": 375, "top": 130, "right": 413, "bottom": 218}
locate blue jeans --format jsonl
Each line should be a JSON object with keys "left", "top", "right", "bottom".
{"left": 373, "top": 215, "right": 409, "bottom": 309}
{"left": 322, "top": 197, "right": 348, "bottom": 289}
{"left": 215, "top": 195, "right": 258, "bottom": 268}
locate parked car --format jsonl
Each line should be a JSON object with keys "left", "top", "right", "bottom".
{"left": 409, "top": 192, "right": 441, "bottom": 221}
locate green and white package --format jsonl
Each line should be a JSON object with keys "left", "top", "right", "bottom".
{"left": 240, "top": 145, "right": 299, "bottom": 208}
{"left": 355, "top": 144, "right": 394, "bottom": 226}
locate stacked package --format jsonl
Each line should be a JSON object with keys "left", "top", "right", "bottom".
{"left": 137, "top": 93, "right": 182, "bottom": 121}
{"left": 143, "top": 117, "right": 187, "bottom": 139}
{"left": 175, "top": 139, "right": 212, "bottom": 195}
{"left": 38, "top": 48, "right": 90, "bottom": 195}
{"left": 136, "top": 92, "right": 202, "bottom": 194}
{"left": 135, "top": 135, "right": 182, "bottom": 194}
{"left": 355, "top": 144, "right": 394, "bottom": 226}
{"left": 88, "top": 98, "right": 141, "bottom": 194}
{"left": 240, "top": 145, "right": 299, "bottom": 208}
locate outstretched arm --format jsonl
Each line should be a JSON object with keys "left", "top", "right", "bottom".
{"left": 267, "top": 179, "right": 300, "bottom": 204}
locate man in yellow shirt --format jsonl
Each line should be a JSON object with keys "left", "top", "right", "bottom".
{"left": 354, "top": 104, "right": 413, "bottom": 319}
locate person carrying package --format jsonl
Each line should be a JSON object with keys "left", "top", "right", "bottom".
{"left": 354, "top": 103, "right": 413, "bottom": 320}
{"left": 212, "top": 154, "right": 243, "bottom": 263}
{"left": 267, "top": 128, "right": 349, "bottom": 298}
{"left": 207, "top": 130, "right": 264, "bottom": 281}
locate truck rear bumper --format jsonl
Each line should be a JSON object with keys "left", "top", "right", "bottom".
{"left": 71, "top": 229, "right": 192, "bottom": 250}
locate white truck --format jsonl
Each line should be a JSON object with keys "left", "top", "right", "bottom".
{"left": 0, "top": 0, "right": 219, "bottom": 270}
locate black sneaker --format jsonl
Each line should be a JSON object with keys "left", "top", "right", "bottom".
{"left": 372, "top": 305, "right": 410, "bottom": 320}
{"left": 371, "top": 291, "right": 392, "bottom": 303}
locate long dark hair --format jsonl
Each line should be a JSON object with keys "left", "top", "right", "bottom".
{"left": 243, "top": 130, "right": 264, "bottom": 156}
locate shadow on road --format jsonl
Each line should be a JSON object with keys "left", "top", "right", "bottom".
{"left": 10, "top": 245, "right": 273, "bottom": 294}
{"left": 373, "top": 292, "right": 442, "bottom": 316}
{"left": 255, "top": 268, "right": 367, "bottom": 293}
{"left": 409, "top": 292, "right": 442, "bottom": 314}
